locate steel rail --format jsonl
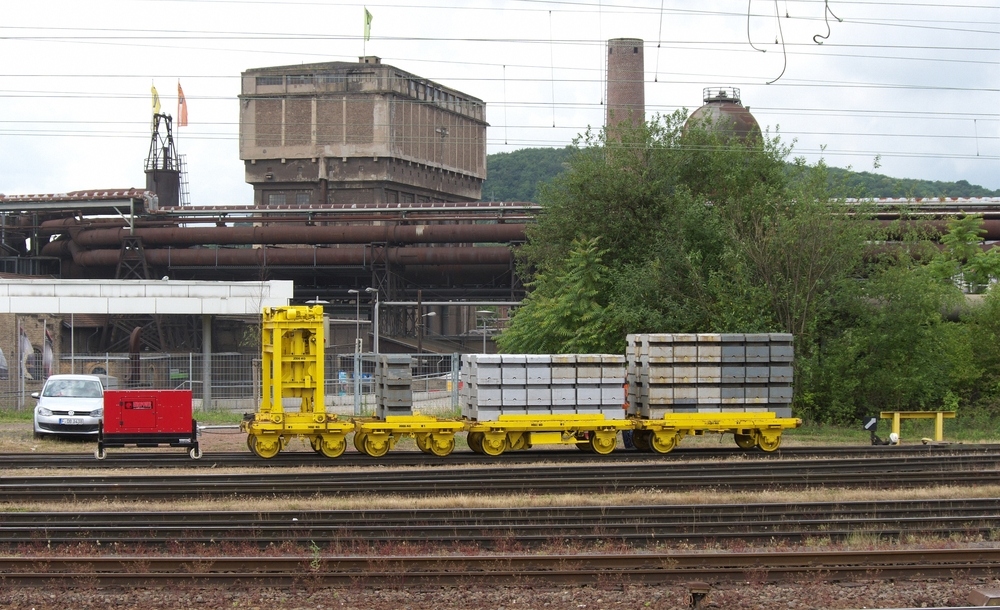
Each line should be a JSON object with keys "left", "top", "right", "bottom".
{"left": 1, "top": 443, "right": 997, "bottom": 470}
{"left": 1, "top": 549, "right": 998, "bottom": 586}
{"left": 3, "top": 499, "right": 1000, "bottom": 548}
{"left": 2, "top": 455, "right": 1000, "bottom": 501}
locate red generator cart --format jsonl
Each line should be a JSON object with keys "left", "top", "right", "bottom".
{"left": 97, "top": 390, "right": 201, "bottom": 460}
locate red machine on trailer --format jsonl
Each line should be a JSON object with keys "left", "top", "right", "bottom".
{"left": 97, "top": 390, "right": 201, "bottom": 459}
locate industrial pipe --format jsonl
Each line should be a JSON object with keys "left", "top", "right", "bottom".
{"left": 53, "top": 222, "right": 527, "bottom": 248}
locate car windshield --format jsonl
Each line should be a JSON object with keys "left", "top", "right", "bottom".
{"left": 42, "top": 379, "right": 103, "bottom": 398}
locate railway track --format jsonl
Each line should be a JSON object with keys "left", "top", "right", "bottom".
{"left": 2, "top": 443, "right": 996, "bottom": 469}
{"left": 3, "top": 498, "right": 999, "bottom": 548}
{"left": 3, "top": 548, "right": 998, "bottom": 586}
{"left": 2, "top": 453, "right": 999, "bottom": 501}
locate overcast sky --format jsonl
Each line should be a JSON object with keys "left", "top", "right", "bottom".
{"left": 1, "top": 0, "right": 997, "bottom": 204}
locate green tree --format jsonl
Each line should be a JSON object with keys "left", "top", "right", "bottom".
{"left": 497, "top": 237, "right": 612, "bottom": 354}
{"left": 503, "top": 113, "right": 870, "bottom": 358}
{"left": 930, "top": 214, "right": 1000, "bottom": 293}
{"left": 804, "top": 261, "right": 976, "bottom": 423}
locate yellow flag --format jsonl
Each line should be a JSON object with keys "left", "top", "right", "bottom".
{"left": 364, "top": 8, "right": 373, "bottom": 41}
{"left": 151, "top": 85, "right": 161, "bottom": 116}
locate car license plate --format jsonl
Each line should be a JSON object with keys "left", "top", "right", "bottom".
{"left": 59, "top": 417, "right": 84, "bottom": 425}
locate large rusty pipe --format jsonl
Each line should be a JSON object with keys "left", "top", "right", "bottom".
{"left": 47, "top": 242, "right": 514, "bottom": 268}
{"left": 62, "top": 223, "right": 527, "bottom": 248}
{"left": 877, "top": 219, "right": 1000, "bottom": 240}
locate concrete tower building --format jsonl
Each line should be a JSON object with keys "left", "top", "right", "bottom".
{"left": 605, "top": 38, "right": 645, "bottom": 128}
{"left": 239, "top": 57, "right": 488, "bottom": 206}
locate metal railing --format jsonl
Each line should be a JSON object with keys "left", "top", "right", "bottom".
{"left": 1, "top": 352, "right": 462, "bottom": 414}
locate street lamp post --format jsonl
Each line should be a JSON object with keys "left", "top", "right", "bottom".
{"left": 347, "top": 289, "right": 361, "bottom": 415}
{"left": 417, "top": 311, "right": 437, "bottom": 354}
{"left": 365, "top": 287, "right": 379, "bottom": 354}
{"left": 476, "top": 310, "right": 493, "bottom": 354}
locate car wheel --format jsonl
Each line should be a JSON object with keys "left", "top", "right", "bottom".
{"left": 32, "top": 430, "right": 44, "bottom": 440}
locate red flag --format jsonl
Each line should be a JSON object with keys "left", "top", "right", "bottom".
{"left": 177, "top": 82, "right": 189, "bottom": 127}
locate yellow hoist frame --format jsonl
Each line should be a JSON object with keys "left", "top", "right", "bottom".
{"left": 241, "top": 306, "right": 353, "bottom": 458}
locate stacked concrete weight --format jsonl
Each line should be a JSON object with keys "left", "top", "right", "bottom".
{"left": 460, "top": 354, "right": 626, "bottom": 421}
{"left": 375, "top": 354, "right": 413, "bottom": 418}
{"left": 626, "top": 333, "right": 793, "bottom": 418}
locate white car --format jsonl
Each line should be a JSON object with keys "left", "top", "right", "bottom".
{"left": 32, "top": 374, "right": 105, "bottom": 439}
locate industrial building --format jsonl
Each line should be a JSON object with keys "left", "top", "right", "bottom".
{"left": 239, "top": 57, "right": 488, "bottom": 206}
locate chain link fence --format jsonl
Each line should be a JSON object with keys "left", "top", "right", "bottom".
{"left": 0, "top": 351, "right": 462, "bottom": 415}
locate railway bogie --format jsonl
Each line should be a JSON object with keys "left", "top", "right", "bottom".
{"left": 634, "top": 412, "right": 792, "bottom": 454}
{"left": 465, "top": 414, "right": 634, "bottom": 456}
{"left": 355, "top": 414, "right": 464, "bottom": 458}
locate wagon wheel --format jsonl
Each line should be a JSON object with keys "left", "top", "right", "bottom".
{"left": 427, "top": 434, "right": 455, "bottom": 457}
{"left": 246, "top": 434, "right": 260, "bottom": 457}
{"left": 353, "top": 431, "right": 368, "bottom": 454}
{"left": 589, "top": 431, "right": 617, "bottom": 455}
{"left": 319, "top": 435, "right": 346, "bottom": 459}
{"left": 252, "top": 435, "right": 281, "bottom": 459}
{"left": 649, "top": 431, "right": 679, "bottom": 455}
{"left": 415, "top": 434, "right": 433, "bottom": 454}
{"left": 188, "top": 446, "right": 203, "bottom": 460}
{"left": 755, "top": 432, "right": 782, "bottom": 452}
{"left": 363, "top": 434, "right": 391, "bottom": 458}
{"left": 479, "top": 434, "right": 507, "bottom": 457}
{"left": 467, "top": 432, "right": 485, "bottom": 454}
{"left": 734, "top": 433, "right": 757, "bottom": 450}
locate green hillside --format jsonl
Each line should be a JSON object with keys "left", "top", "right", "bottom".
{"left": 483, "top": 147, "right": 1000, "bottom": 202}
{"left": 482, "top": 147, "right": 573, "bottom": 202}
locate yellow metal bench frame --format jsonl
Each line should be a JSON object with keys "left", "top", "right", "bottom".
{"left": 879, "top": 410, "right": 956, "bottom": 442}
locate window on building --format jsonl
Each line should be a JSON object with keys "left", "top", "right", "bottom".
{"left": 256, "top": 76, "right": 283, "bottom": 86}
{"left": 267, "top": 193, "right": 286, "bottom": 205}
{"left": 319, "top": 73, "right": 345, "bottom": 84}
{"left": 295, "top": 192, "right": 310, "bottom": 205}
{"left": 287, "top": 74, "right": 314, "bottom": 85}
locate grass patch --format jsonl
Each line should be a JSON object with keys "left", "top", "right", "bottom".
{"left": 783, "top": 422, "right": 869, "bottom": 445}
{"left": 0, "top": 409, "right": 33, "bottom": 423}
{"left": 193, "top": 410, "right": 246, "bottom": 425}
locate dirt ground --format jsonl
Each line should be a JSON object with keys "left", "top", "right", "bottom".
{"left": 1, "top": 578, "right": 996, "bottom": 610}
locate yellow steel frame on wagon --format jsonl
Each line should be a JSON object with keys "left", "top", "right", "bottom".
{"left": 634, "top": 412, "right": 801, "bottom": 454}
{"left": 465, "top": 414, "right": 634, "bottom": 457}
{"left": 241, "top": 306, "right": 354, "bottom": 459}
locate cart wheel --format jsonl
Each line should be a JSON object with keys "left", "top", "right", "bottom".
{"left": 467, "top": 432, "right": 485, "bottom": 454}
{"left": 95, "top": 446, "right": 107, "bottom": 460}
{"left": 353, "top": 431, "right": 368, "bottom": 454}
{"left": 189, "top": 446, "right": 203, "bottom": 460}
{"left": 415, "top": 434, "right": 432, "bottom": 454}
{"left": 427, "top": 435, "right": 455, "bottom": 457}
{"left": 319, "top": 435, "right": 346, "bottom": 459}
{"left": 363, "top": 434, "right": 390, "bottom": 458}
{"left": 734, "top": 433, "right": 757, "bottom": 450}
{"left": 479, "top": 434, "right": 507, "bottom": 457}
{"left": 756, "top": 433, "right": 782, "bottom": 452}
{"left": 252, "top": 436, "right": 280, "bottom": 459}
{"left": 589, "top": 432, "right": 617, "bottom": 455}
{"left": 650, "top": 431, "right": 679, "bottom": 455}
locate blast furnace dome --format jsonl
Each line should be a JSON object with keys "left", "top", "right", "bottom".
{"left": 685, "top": 87, "right": 761, "bottom": 143}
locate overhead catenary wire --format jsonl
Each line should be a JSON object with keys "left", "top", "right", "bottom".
{"left": 1, "top": 0, "right": 995, "bottom": 196}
